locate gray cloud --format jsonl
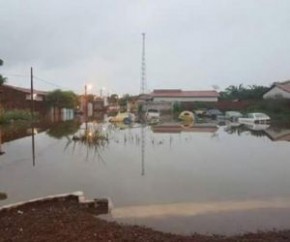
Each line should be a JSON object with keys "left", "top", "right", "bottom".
{"left": 1, "top": 0, "right": 290, "bottom": 94}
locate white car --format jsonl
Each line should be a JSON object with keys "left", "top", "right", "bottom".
{"left": 146, "top": 109, "right": 160, "bottom": 121}
{"left": 238, "top": 112, "right": 270, "bottom": 124}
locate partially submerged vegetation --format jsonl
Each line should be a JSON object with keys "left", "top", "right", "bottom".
{"left": 72, "top": 129, "right": 108, "bottom": 148}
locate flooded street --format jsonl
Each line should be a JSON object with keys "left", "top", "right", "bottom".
{"left": 1, "top": 121, "right": 290, "bottom": 235}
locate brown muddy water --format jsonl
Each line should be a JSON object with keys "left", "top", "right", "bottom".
{"left": 1, "top": 121, "right": 290, "bottom": 235}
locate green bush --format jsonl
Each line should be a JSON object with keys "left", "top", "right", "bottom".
{"left": 172, "top": 102, "right": 181, "bottom": 114}
{"left": 0, "top": 109, "right": 39, "bottom": 124}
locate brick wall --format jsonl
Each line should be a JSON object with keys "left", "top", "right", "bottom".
{"left": 0, "top": 86, "right": 49, "bottom": 116}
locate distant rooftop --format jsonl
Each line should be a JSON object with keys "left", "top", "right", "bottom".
{"left": 151, "top": 89, "right": 219, "bottom": 98}
{"left": 2, "top": 84, "right": 49, "bottom": 95}
{"left": 274, "top": 81, "right": 290, "bottom": 93}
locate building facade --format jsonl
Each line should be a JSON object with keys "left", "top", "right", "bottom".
{"left": 0, "top": 84, "right": 49, "bottom": 116}
{"left": 263, "top": 81, "right": 290, "bottom": 99}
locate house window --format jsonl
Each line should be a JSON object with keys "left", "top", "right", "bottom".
{"left": 26, "top": 94, "right": 43, "bottom": 101}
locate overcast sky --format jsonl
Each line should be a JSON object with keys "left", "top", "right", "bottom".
{"left": 1, "top": 0, "right": 290, "bottom": 95}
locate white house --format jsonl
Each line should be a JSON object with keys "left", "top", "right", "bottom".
{"left": 263, "top": 81, "right": 290, "bottom": 99}
{"left": 151, "top": 89, "right": 219, "bottom": 103}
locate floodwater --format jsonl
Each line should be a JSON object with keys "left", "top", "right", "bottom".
{"left": 1, "top": 120, "right": 290, "bottom": 235}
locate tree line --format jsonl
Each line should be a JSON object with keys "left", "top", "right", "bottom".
{"left": 219, "top": 84, "right": 269, "bottom": 100}
{"left": 0, "top": 59, "right": 274, "bottom": 105}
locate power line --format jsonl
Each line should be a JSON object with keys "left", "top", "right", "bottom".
{"left": 34, "top": 76, "right": 65, "bottom": 89}
{"left": 2, "top": 73, "right": 27, "bottom": 78}
{"left": 3, "top": 72, "right": 79, "bottom": 92}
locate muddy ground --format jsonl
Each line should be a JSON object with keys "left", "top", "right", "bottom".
{"left": 1, "top": 199, "right": 290, "bottom": 242}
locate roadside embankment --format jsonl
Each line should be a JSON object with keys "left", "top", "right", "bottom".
{"left": 1, "top": 192, "right": 290, "bottom": 242}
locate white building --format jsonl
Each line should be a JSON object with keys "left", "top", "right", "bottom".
{"left": 263, "top": 81, "right": 290, "bottom": 99}
{"left": 151, "top": 89, "right": 219, "bottom": 103}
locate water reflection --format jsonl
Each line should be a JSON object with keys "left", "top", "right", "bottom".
{"left": 0, "top": 192, "right": 7, "bottom": 200}
{"left": 1, "top": 122, "right": 51, "bottom": 143}
{"left": 47, "top": 120, "right": 81, "bottom": 139}
{"left": 265, "top": 126, "right": 290, "bottom": 142}
{"left": 224, "top": 122, "right": 290, "bottom": 141}
{"left": 141, "top": 124, "right": 145, "bottom": 176}
{"left": 0, "top": 128, "right": 5, "bottom": 155}
{"left": 224, "top": 123, "right": 269, "bottom": 137}
{"left": 2, "top": 119, "right": 290, "bottom": 235}
{"left": 31, "top": 122, "right": 36, "bottom": 166}
{"left": 113, "top": 197, "right": 290, "bottom": 219}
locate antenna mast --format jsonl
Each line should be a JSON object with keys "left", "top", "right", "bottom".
{"left": 140, "top": 33, "right": 146, "bottom": 94}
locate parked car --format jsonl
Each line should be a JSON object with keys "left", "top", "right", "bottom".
{"left": 225, "top": 111, "right": 243, "bottom": 121}
{"left": 238, "top": 112, "right": 270, "bottom": 124}
{"left": 109, "top": 112, "right": 135, "bottom": 124}
{"left": 146, "top": 109, "right": 160, "bottom": 122}
{"left": 205, "top": 109, "right": 223, "bottom": 119}
{"left": 194, "top": 109, "right": 206, "bottom": 117}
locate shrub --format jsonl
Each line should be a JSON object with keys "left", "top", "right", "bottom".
{"left": 0, "top": 109, "right": 39, "bottom": 124}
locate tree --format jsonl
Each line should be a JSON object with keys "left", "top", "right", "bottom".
{"left": 86, "top": 94, "right": 95, "bottom": 103}
{"left": 108, "top": 94, "right": 119, "bottom": 104}
{"left": 0, "top": 59, "right": 7, "bottom": 85}
{"left": 118, "top": 94, "right": 130, "bottom": 107}
{"left": 47, "top": 90, "right": 79, "bottom": 120}
{"left": 47, "top": 89, "right": 79, "bottom": 109}
{"left": 220, "top": 84, "right": 269, "bottom": 100}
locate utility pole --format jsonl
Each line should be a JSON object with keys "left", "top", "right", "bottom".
{"left": 140, "top": 34, "right": 147, "bottom": 175}
{"left": 141, "top": 124, "right": 145, "bottom": 176}
{"left": 140, "top": 33, "right": 146, "bottom": 94}
{"left": 30, "top": 67, "right": 35, "bottom": 119}
{"left": 84, "top": 84, "right": 88, "bottom": 131}
{"left": 85, "top": 84, "right": 88, "bottom": 121}
{"left": 30, "top": 67, "right": 35, "bottom": 166}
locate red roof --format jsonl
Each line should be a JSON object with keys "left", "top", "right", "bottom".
{"left": 151, "top": 89, "right": 219, "bottom": 98}
{"left": 2, "top": 84, "right": 48, "bottom": 95}
{"left": 276, "top": 82, "right": 290, "bottom": 93}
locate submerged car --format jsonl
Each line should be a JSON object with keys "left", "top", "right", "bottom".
{"left": 238, "top": 112, "right": 270, "bottom": 124}
{"left": 109, "top": 112, "right": 135, "bottom": 124}
{"left": 205, "top": 109, "right": 223, "bottom": 119}
{"left": 225, "top": 111, "right": 243, "bottom": 121}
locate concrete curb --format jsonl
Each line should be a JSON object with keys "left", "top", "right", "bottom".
{"left": 0, "top": 191, "right": 113, "bottom": 216}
